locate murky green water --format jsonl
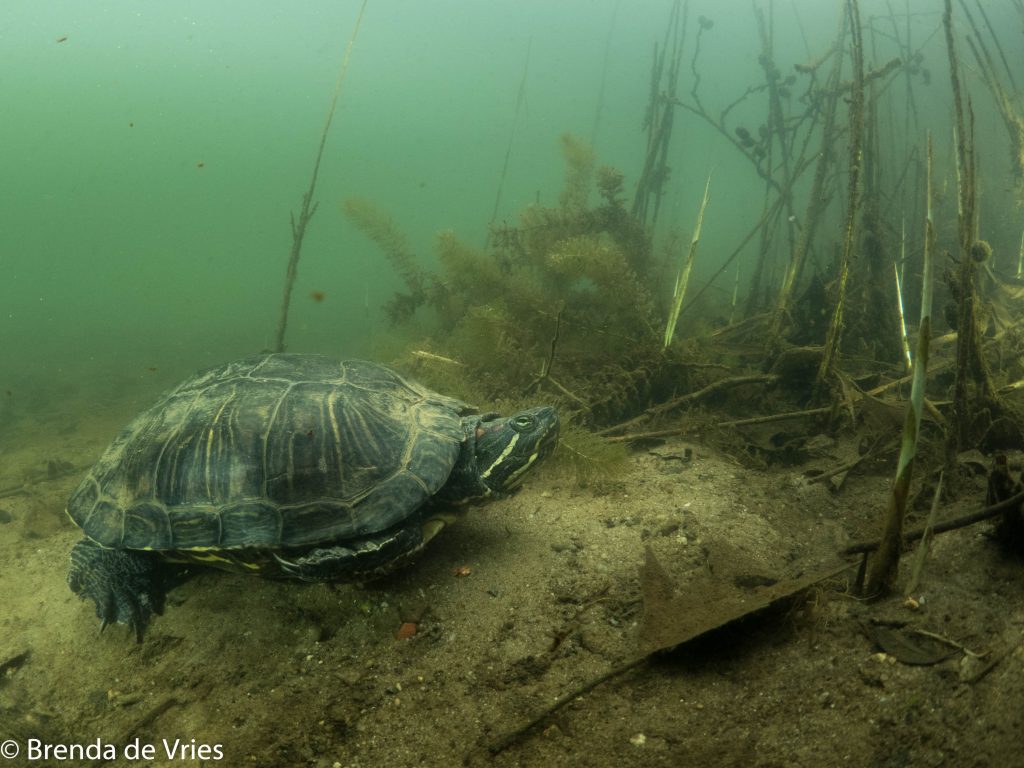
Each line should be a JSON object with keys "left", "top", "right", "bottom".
{"left": 5, "top": 0, "right": 989, "bottom": 398}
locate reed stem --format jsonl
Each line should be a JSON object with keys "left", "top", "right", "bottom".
{"left": 664, "top": 176, "right": 711, "bottom": 348}
{"left": 864, "top": 131, "right": 935, "bottom": 596}
{"left": 816, "top": 0, "right": 864, "bottom": 387}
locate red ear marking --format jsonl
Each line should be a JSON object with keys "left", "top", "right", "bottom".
{"left": 476, "top": 426, "right": 486, "bottom": 439}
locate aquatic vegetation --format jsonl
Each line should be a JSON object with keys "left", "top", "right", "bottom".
{"left": 942, "top": 0, "right": 1021, "bottom": 453}
{"left": 552, "top": 423, "right": 629, "bottom": 488}
{"left": 664, "top": 176, "right": 711, "bottom": 348}
{"left": 558, "top": 133, "right": 595, "bottom": 213}
{"left": 865, "top": 133, "right": 936, "bottom": 597}
{"left": 343, "top": 197, "right": 426, "bottom": 323}
{"left": 338, "top": 0, "right": 1024, "bottom": 515}
{"left": 595, "top": 165, "right": 625, "bottom": 208}
{"left": 346, "top": 134, "right": 678, "bottom": 427}
{"left": 815, "top": 0, "right": 865, "bottom": 391}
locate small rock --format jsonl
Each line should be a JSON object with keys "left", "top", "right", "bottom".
{"left": 550, "top": 538, "right": 582, "bottom": 553}
{"left": 46, "top": 459, "right": 74, "bottom": 479}
{"left": 959, "top": 653, "right": 988, "bottom": 682}
{"left": 656, "top": 521, "right": 681, "bottom": 537}
{"left": 334, "top": 668, "right": 363, "bottom": 689}
{"left": 0, "top": 508, "right": 12, "bottom": 524}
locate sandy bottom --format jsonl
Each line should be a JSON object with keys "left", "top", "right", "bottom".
{"left": 1, "top": 383, "right": 1023, "bottom": 768}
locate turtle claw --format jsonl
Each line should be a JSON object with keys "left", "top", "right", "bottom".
{"left": 97, "top": 589, "right": 152, "bottom": 643}
{"left": 272, "top": 550, "right": 344, "bottom": 581}
{"left": 68, "top": 539, "right": 165, "bottom": 642}
{"left": 272, "top": 525, "right": 424, "bottom": 581}
{"left": 272, "top": 552, "right": 301, "bottom": 575}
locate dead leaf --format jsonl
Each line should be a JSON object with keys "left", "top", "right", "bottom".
{"left": 639, "top": 545, "right": 851, "bottom": 655}
{"left": 868, "top": 624, "right": 958, "bottom": 666}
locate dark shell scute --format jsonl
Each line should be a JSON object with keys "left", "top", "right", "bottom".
{"left": 123, "top": 502, "right": 172, "bottom": 549}
{"left": 326, "top": 471, "right": 432, "bottom": 538}
{"left": 167, "top": 507, "right": 224, "bottom": 550}
{"left": 407, "top": 430, "right": 463, "bottom": 490}
{"left": 217, "top": 501, "right": 284, "bottom": 548}
{"left": 278, "top": 501, "right": 358, "bottom": 546}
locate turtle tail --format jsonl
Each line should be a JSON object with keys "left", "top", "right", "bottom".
{"left": 68, "top": 539, "right": 166, "bottom": 642}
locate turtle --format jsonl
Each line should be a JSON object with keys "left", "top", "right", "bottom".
{"left": 66, "top": 353, "right": 559, "bottom": 640}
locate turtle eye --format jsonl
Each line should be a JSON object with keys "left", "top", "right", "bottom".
{"left": 512, "top": 415, "right": 534, "bottom": 431}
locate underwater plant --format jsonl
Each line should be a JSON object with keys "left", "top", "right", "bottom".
{"left": 344, "top": 134, "right": 691, "bottom": 428}
{"left": 664, "top": 176, "right": 711, "bottom": 348}
{"left": 343, "top": 197, "right": 427, "bottom": 324}
{"left": 865, "top": 132, "right": 936, "bottom": 597}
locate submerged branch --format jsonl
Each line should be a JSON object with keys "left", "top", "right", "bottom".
{"left": 842, "top": 488, "right": 1024, "bottom": 555}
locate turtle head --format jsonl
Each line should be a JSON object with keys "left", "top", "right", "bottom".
{"left": 473, "top": 406, "right": 560, "bottom": 495}
{"left": 439, "top": 406, "right": 558, "bottom": 504}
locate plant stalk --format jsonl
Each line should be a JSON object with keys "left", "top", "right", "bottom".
{"left": 894, "top": 262, "right": 912, "bottom": 370}
{"left": 274, "top": 0, "right": 367, "bottom": 353}
{"left": 664, "top": 175, "right": 711, "bottom": 347}
{"left": 816, "top": 0, "right": 865, "bottom": 387}
{"left": 865, "top": 131, "right": 935, "bottom": 596}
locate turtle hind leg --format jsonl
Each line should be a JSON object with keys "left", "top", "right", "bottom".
{"left": 68, "top": 539, "right": 166, "bottom": 642}
{"left": 273, "top": 524, "right": 425, "bottom": 582}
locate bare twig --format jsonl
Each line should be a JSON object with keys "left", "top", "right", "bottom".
{"left": 905, "top": 470, "right": 944, "bottom": 595}
{"left": 910, "top": 627, "right": 987, "bottom": 659}
{"left": 841, "top": 487, "right": 1024, "bottom": 555}
{"left": 524, "top": 309, "right": 567, "bottom": 396}
{"left": 806, "top": 437, "right": 898, "bottom": 485}
{"left": 718, "top": 407, "right": 830, "bottom": 428}
{"left": 598, "top": 374, "right": 778, "bottom": 437}
{"left": 274, "top": 1, "right": 367, "bottom": 352}
{"left": 486, "top": 656, "right": 647, "bottom": 755}
{"left": 92, "top": 697, "right": 181, "bottom": 767}
{"left": 0, "top": 463, "right": 84, "bottom": 498}
{"left": 486, "top": 37, "right": 532, "bottom": 247}
{"left": 816, "top": 0, "right": 865, "bottom": 388}
{"left": 961, "top": 639, "right": 1019, "bottom": 683}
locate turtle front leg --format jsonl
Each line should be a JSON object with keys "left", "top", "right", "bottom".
{"left": 68, "top": 539, "right": 166, "bottom": 642}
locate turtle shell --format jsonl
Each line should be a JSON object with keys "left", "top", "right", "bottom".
{"left": 67, "top": 354, "right": 471, "bottom": 552}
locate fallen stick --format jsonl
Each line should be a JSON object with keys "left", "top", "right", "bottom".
{"left": 92, "top": 697, "right": 181, "bottom": 768}
{"left": 598, "top": 374, "right": 778, "bottom": 437}
{"left": 486, "top": 656, "right": 646, "bottom": 755}
{"left": 0, "top": 464, "right": 84, "bottom": 498}
{"left": 718, "top": 406, "right": 830, "bottom": 427}
{"left": 841, "top": 488, "right": 1024, "bottom": 555}
{"left": 484, "top": 561, "right": 850, "bottom": 756}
